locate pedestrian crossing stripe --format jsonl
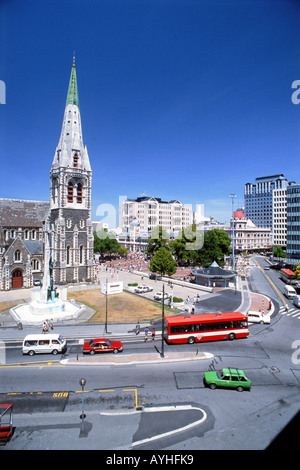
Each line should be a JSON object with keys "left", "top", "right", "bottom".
{"left": 287, "top": 309, "right": 297, "bottom": 316}
{"left": 279, "top": 306, "right": 300, "bottom": 317}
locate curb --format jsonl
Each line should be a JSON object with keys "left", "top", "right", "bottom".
{"left": 60, "top": 351, "right": 214, "bottom": 366}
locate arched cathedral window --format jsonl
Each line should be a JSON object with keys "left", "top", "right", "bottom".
{"left": 68, "top": 181, "right": 74, "bottom": 203}
{"left": 52, "top": 178, "right": 58, "bottom": 204}
{"left": 79, "top": 245, "right": 84, "bottom": 264}
{"left": 66, "top": 245, "right": 70, "bottom": 265}
{"left": 73, "top": 153, "right": 79, "bottom": 168}
{"left": 77, "top": 183, "right": 83, "bottom": 204}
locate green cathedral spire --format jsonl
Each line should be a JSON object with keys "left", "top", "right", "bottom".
{"left": 66, "top": 55, "right": 79, "bottom": 108}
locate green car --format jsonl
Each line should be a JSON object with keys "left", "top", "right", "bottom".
{"left": 204, "top": 368, "right": 251, "bottom": 392}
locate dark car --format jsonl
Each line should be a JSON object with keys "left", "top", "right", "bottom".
{"left": 149, "top": 274, "right": 162, "bottom": 280}
{"left": 83, "top": 338, "right": 123, "bottom": 355}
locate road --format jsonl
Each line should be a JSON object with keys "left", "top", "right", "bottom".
{"left": 0, "top": 256, "right": 300, "bottom": 450}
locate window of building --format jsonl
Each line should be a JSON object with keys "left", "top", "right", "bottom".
{"left": 66, "top": 245, "right": 70, "bottom": 265}
{"left": 77, "top": 183, "right": 82, "bottom": 203}
{"left": 31, "top": 259, "right": 40, "bottom": 271}
{"left": 68, "top": 181, "right": 74, "bottom": 203}
{"left": 79, "top": 245, "right": 84, "bottom": 264}
{"left": 14, "top": 250, "right": 21, "bottom": 262}
{"left": 73, "top": 153, "right": 79, "bottom": 167}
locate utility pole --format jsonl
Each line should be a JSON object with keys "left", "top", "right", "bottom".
{"left": 161, "top": 283, "right": 165, "bottom": 358}
{"left": 104, "top": 278, "right": 108, "bottom": 334}
{"left": 229, "top": 193, "right": 237, "bottom": 270}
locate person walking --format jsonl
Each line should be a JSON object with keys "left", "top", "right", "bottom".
{"left": 144, "top": 326, "right": 149, "bottom": 342}
{"left": 151, "top": 328, "right": 156, "bottom": 341}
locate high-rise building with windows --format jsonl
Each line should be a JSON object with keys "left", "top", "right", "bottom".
{"left": 286, "top": 183, "right": 300, "bottom": 266}
{"left": 244, "top": 174, "right": 290, "bottom": 231}
{"left": 272, "top": 187, "right": 288, "bottom": 248}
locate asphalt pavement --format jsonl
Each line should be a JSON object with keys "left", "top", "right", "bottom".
{"left": 0, "top": 269, "right": 274, "bottom": 450}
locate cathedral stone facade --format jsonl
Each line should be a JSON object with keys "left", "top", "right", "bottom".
{"left": 0, "top": 59, "right": 94, "bottom": 290}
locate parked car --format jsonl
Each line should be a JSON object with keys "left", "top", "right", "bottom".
{"left": 204, "top": 368, "right": 251, "bottom": 392}
{"left": 154, "top": 291, "right": 170, "bottom": 301}
{"left": 293, "top": 295, "right": 300, "bottom": 308}
{"left": 149, "top": 274, "right": 162, "bottom": 280}
{"left": 247, "top": 311, "right": 270, "bottom": 324}
{"left": 283, "top": 285, "right": 297, "bottom": 298}
{"left": 135, "top": 285, "right": 153, "bottom": 293}
{"left": 269, "top": 263, "right": 284, "bottom": 270}
{"left": 83, "top": 338, "right": 123, "bottom": 355}
{"left": 22, "top": 334, "right": 67, "bottom": 356}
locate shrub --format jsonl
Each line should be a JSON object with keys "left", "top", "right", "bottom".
{"left": 173, "top": 297, "right": 183, "bottom": 303}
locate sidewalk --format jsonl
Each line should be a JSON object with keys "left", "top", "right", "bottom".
{"left": 0, "top": 273, "right": 274, "bottom": 336}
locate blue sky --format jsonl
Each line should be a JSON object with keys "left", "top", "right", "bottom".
{"left": 1, "top": 0, "right": 300, "bottom": 226}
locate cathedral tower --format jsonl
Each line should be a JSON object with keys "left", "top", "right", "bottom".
{"left": 49, "top": 57, "right": 94, "bottom": 284}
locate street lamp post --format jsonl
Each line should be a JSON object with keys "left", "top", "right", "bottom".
{"left": 79, "top": 377, "right": 86, "bottom": 433}
{"left": 161, "top": 283, "right": 165, "bottom": 358}
{"left": 229, "top": 193, "right": 237, "bottom": 270}
{"left": 105, "top": 278, "right": 108, "bottom": 334}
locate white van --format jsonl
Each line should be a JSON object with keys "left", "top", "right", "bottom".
{"left": 247, "top": 311, "right": 270, "bottom": 325}
{"left": 22, "top": 334, "right": 67, "bottom": 356}
{"left": 283, "top": 285, "right": 297, "bottom": 299}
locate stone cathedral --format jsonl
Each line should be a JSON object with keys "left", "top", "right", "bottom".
{"left": 49, "top": 58, "right": 94, "bottom": 285}
{"left": 0, "top": 59, "right": 94, "bottom": 290}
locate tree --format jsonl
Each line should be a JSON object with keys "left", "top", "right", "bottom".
{"left": 170, "top": 224, "right": 203, "bottom": 265}
{"left": 273, "top": 246, "right": 286, "bottom": 259}
{"left": 193, "top": 229, "right": 232, "bottom": 267}
{"left": 149, "top": 247, "right": 177, "bottom": 277}
{"left": 146, "top": 226, "right": 170, "bottom": 256}
{"left": 93, "top": 230, "right": 127, "bottom": 257}
{"left": 294, "top": 265, "right": 300, "bottom": 280}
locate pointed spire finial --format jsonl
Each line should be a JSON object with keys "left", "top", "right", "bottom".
{"left": 66, "top": 54, "right": 79, "bottom": 108}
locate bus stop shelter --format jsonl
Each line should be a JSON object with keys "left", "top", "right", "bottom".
{"left": 0, "top": 403, "right": 14, "bottom": 445}
{"left": 192, "top": 261, "right": 236, "bottom": 288}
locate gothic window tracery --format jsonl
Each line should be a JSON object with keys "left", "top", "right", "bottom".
{"left": 68, "top": 181, "right": 74, "bottom": 203}
{"left": 77, "top": 182, "right": 83, "bottom": 203}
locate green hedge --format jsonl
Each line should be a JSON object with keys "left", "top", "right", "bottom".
{"left": 173, "top": 297, "right": 183, "bottom": 303}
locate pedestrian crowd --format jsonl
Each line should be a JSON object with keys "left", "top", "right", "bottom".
{"left": 42, "top": 318, "right": 54, "bottom": 333}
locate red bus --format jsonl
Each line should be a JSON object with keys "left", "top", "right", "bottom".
{"left": 164, "top": 312, "right": 249, "bottom": 344}
{"left": 280, "top": 268, "right": 295, "bottom": 284}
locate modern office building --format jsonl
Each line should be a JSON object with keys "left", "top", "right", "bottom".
{"left": 244, "top": 174, "right": 290, "bottom": 230}
{"left": 272, "top": 187, "right": 288, "bottom": 248}
{"left": 286, "top": 183, "right": 300, "bottom": 266}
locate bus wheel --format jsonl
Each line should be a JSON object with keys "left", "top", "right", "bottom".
{"left": 187, "top": 336, "right": 195, "bottom": 344}
{"left": 228, "top": 333, "right": 235, "bottom": 340}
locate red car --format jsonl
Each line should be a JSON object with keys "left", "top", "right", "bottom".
{"left": 83, "top": 338, "right": 123, "bottom": 355}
